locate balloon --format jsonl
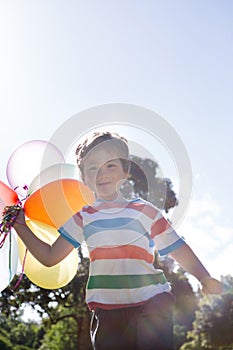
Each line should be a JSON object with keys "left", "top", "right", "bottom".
{"left": 28, "top": 163, "right": 79, "bottom": 195}
{"left": 0, "top": 181, "right": 19, "bottom": 220}
{"left": 6, "top": 140, "right": 65, "bottom": 197}
{"left": 0, "top": 231, "right": 19, "bottom": 292}
{"left": 17, "top": 220, "right": 79, "bottom": 289}
{"left": 24, "top": 179, "right": 94, "bottom": 228}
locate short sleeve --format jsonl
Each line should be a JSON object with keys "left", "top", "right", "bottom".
{"left": 58, "top": 212, "right": 84, "bottom": 248}
{"left": 151, "top": 211, "right": 185, "bottom": 256}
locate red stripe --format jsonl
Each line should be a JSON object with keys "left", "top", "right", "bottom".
{"left": 126, "top": 202, "right": 158, "bottom": 219}
{"left": 73, "top": 212, "right": 83, "bottom": 228}
{"left": 151, "top": 217, "right": 171, "bottom": 238}
{"left": 89, "top": 245, "right": 154, "bottom": 263}
{"left": 88, "top": 299, "right": 148, "bottom": 311}
{"left": 82, "top": 206, "right": 98, "bottom": 214}
{"left": 82, "top": 201, "right": 158, "bottom": 219}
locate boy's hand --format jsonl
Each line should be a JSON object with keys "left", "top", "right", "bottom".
{"left": 1, "top": 205, "right": 22, "bottom": 233}
{"left": 12, "top": 207, "right": 26, "bottom": 229}
{"left": 201, "top": 277, "right": 222, "bottom": 295}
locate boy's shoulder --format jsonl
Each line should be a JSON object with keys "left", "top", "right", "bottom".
{"left": 79, "top": 197, "right": 161, "bottom": 216}
{"left": 129, "top": 197, "right": 159, "bottom": 209}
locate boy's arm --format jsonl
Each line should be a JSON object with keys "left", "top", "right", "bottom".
{"left": 13, "top": 208, "right": 74, "bottom": 267}
{"left": 169, "top": 242, "right": 222, "bottom": 294}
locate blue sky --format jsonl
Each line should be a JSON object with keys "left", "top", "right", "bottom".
{"left": 1, "top": 1, "right": 233, "bottom": 296}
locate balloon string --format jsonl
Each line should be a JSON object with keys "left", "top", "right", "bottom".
{"left": 11, "top": 248, "right": 28, "bottom": 290}
{"left": 14, "top": 185, "right": 28, "bottom": 192}
{"left": 14, "top": 185, "right": 29, "bottom": 205}
{"left": 0, "top": 204, "right": 22, "bottom": 242}
{"left": 0, "top": 232, "right": 9, "bottom": 248}
{"left": 9, "top": 232, "right": 12, "bottom": 282}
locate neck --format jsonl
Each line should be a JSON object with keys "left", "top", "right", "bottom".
{"left": 96, "top": 192, "right": 127, "bottom": 202}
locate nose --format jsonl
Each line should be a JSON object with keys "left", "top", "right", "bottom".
{"left": 97, "top": 165, "right": 107, "bottom": 179}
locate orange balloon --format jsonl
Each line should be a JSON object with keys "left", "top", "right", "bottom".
{"left": 0, "top": 181, "right": 19, "bottom": 219}
{"left": 24, "top": 179, "right": 94, "bottom": 228}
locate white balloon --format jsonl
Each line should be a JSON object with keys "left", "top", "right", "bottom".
{"left": 0, "top": 231, "right": 19, "bottom": 292}
{"left": 7, "top": 140, "right": 65, "bottom": 197}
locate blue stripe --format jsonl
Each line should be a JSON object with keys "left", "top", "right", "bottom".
{"left": 58, "top": 227, "right": 81, "bottom": 248}
{"left": 83, "top": 217, "right": 148, "bottom": 240}
{"left": 158, "top": 238, "right": 185, "bottom": 256}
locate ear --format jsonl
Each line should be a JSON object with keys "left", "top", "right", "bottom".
{"left": 124, "top": 169, "right": 129, "bottom": 178}
{"left": 126, "top": 160, "right": 131, "bottom": 176}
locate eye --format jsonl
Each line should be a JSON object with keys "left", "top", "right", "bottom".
{"left": 87, "top": 166, "right": 98, "bottom": 172}
{"left": 107, "top": 163, "right": 117, "bottom": 168}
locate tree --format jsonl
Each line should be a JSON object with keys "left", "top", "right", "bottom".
{"left": 0, "top": 249, "right": 92, "bottom": 349}
{"left": 0, "top": 329, "right": 13, "bottom": 350}
{"left": 38, "top": 317, "right": 78, "bottom": 350}
{"left": 153, "top": 253, "right": 199, "bottom": 349}
{"left": 0, "top": 314, "right": 41, "bottom": 350}
{"left": 121, "top": 155, "right": 178, "bottom": 212}
{"left": 181, "top": 275, "right": 233, "bottom": 350}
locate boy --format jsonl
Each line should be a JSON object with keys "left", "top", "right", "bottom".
{"left": 13, "top": 132, "right": 222, "bottom": 350}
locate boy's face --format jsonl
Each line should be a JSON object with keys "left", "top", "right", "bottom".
{"left": 82, "top": 145, "right": 128, "bottom": 201}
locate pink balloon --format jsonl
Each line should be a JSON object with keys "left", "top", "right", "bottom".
{"left": 6, "top": 140, "right": 65, "bottom": 197}
{"left": 0, "top": 181, "right": 19, "bottom": 219}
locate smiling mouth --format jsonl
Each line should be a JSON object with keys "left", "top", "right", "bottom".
{"left": 97, "top": 182, "right": 111, "bottom": 186}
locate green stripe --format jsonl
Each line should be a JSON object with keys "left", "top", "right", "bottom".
{"left": 87, "top": 273, "right": 167, "bottom": 290}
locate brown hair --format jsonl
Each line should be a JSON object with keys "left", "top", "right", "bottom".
{"left": 75, "top": 131, "right": 130, "bottom": 175}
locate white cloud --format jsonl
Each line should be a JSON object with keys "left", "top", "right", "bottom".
{"left": 187, "top": 193, "right": 221, "bottom": 218}
{"left": 177, "top": 193, "right": 233, "bottom": 282}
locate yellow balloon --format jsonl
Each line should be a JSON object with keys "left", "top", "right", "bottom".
{"left": 18, "top": 220, "right": 79, "bottom": 289}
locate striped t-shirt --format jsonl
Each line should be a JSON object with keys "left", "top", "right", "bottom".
{"left": 58, "top": 197, "right": 185, "bottom": 311}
